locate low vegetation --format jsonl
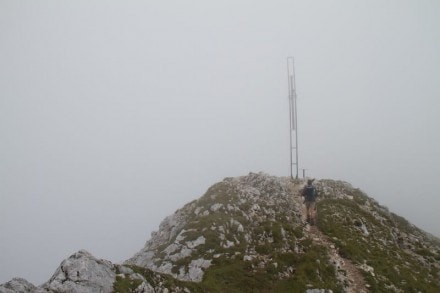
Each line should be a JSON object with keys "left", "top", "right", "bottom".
{"left": 318, "top": 198, "right": 440, "bottom": 292}
{"left": 117, "top": 175, "right": 440, "bottom": 292}
{"left": 114, "top": 239, "right": 342, "bottom": 293}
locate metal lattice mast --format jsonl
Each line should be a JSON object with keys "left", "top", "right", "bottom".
{"left": 287, "top": 57, "right": 299, "bottom": 179}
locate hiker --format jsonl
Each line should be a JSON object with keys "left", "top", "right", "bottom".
{"left": 302, "top": 179, "right": 317, "bottom": 225}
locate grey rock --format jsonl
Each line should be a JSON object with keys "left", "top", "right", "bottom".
{"left": 0, "top": 278, "right": 36, "bottom": 293}
{"left": 134, "top": 281, "right": 154, "bottom": 292}
{"left": 39, "top": 250, "right": 116, "bottom": 293}
{"left": 125, "top": 172, "right": 302, "bottom": 282}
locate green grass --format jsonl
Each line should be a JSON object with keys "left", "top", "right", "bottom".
{"left": 113, "top": 275, "right": 143, "bottom": 292}
{"left": 113, "top": 265, "right": 206, "bottom": 293}
{"left": 201, "top": 240, "right": 342, "bottom": 293}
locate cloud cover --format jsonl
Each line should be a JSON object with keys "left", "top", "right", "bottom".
{"left": 1, "top": 0, "right": 439, "bottom": 285}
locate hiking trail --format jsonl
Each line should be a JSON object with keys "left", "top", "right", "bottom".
{"left": 292, "top": 182, "right": 369, "bottom": 293}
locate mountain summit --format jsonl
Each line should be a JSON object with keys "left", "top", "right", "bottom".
{"left": 1, "top": 173, "right": 439, "bottom": 292}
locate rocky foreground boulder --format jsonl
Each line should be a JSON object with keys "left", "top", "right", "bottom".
{"left": 35, "top": 250, "right": 116, "bottom": 293}
{"left": 1, "top": 173, "right": 439, "bottom": 292}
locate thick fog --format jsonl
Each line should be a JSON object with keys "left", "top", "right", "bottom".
{"left": 1, "top": 0, "right": 439, "bottom": 285}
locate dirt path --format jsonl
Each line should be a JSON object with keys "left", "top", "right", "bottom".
{"left": 305, "top": 224, "right": 369, "bottom": 293}
{"left": 297, "top": 200, "right": 368, "bottom": 292}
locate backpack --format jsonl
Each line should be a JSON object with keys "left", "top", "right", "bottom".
{"left": 304, "top": 185, "right": 316, "bottom": 202}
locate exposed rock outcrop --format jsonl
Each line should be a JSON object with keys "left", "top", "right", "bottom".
{"left": 126, "top": 173, "right": 303, "bottom": 283}
{"left": 0, "top": 278, "right": 36, "bottom": 293}
{"left": 37, "top": 250, "right": 116, "bottom": 293}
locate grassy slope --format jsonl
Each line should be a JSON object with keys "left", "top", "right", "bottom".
{"left": 115, "top": 179, "right": 343, "bottom": 292}
{"left": 115, "top": 177, "right": 439, "bottom": 292}
{"left": 317, "top": 194, "right": 440, "bottom": 292}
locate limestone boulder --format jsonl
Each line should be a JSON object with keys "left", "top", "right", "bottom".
{"left": 0, "top": 278, "right": 36, "bottom": 293}
{"left": 38, "top": 250, "right": 116, "bottom": 293}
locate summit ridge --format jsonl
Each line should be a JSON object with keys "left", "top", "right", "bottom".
{"left": 1, "top": 173, "right": 439, "bottom": 292}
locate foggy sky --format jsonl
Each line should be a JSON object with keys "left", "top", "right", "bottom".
{"left": 1, "top": 0, "right": 439, "bottom": 285}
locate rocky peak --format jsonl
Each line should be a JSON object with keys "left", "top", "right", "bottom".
{"left": 125, "top": 173, "right": 439, "bottom": 291}
{"left": 125, "top": 172, "right": 303, "bottom": 282}
{"left": 35, "top": 250, "right": 116, "bottom": 293}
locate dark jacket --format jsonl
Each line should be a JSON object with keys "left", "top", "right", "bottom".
{"left": 302, "top": 184, "right": 316, "bottom": 202}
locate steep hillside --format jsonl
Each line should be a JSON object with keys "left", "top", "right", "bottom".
{"left": 315, "top": 179, "right": 440, "bottom": 292}
{"left": 125, "top": 173, "right": 342, "bottom": 292}
{"left": 123, "top": 173, "right": 439, "bottom": 292}
{"left": 1, "top": 173, "right": 439, "bottom": 292}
